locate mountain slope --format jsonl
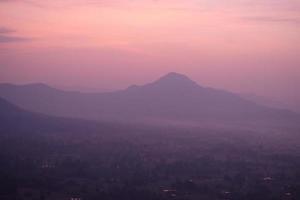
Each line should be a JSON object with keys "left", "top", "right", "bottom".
{"left": 0, "top": 97, "right": 106, "bottom": 134}
{"left": 0, "top": 73, "right": 298, "bottom": 122}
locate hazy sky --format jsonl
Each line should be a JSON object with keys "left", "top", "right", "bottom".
{"left": 0, "top": 0, "right": 299, "bottom": 107}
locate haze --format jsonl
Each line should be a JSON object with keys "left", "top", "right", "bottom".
{"left": 1, "top": 2, "right": 300, "bottom": 199}
{"left": 0, "top": 0, "right": 300, "bottom": 110}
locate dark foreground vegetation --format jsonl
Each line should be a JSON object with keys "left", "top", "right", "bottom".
{"left": 1, "top": 122, "right": 300, "bottom": 200}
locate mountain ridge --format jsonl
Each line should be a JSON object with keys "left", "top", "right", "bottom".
{"left": 0, "top": 73, "right": 298, "bottom": 123}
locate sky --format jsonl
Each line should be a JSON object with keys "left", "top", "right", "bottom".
{"left": 0, "top": 0, "right": 300, "bottom": 109}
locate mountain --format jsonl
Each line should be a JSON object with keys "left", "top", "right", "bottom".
{"left": 0, "top": 73, "right": 298, "bottom": 123}
{"left": 0, "top": 97, "right": 106, "bottom": 134}
{"left": 241, "top": 93, "right": 300, "bottom": 113}
{"left": 0, "top": 97, "right": 54, "bottom": 133}
{"left": 0, "top": 96, "right": 23, "bottom": 115}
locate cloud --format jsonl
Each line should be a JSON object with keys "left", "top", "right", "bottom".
{"left": 0, "top": 35, "right": 29, "bottom": 43}
{"left": 0, "top": 0, "right": 120, "bottom": 7}
{"left": 242, "top": 16, "right": 300, "bottom": 24}
{"left": 0, "top": 27, "right": 30, "bottom": 43}
{"left": 256, "top": 0, "right": 300, "bottom": 12}
{"left": 1, "top": 0, "right": 299, "bottom": 12}
{"left": 0, "top": 27, "right": 15, "bottom": 34}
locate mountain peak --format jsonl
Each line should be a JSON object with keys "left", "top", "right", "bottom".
{"left": 125, "top": 72, "right": 201, "bottom": 93}
{"left": 159, "top": 72, "right": 190, "bottom": 80}
{"left": 153, "top": 72, "right": 199, "bottom": 88}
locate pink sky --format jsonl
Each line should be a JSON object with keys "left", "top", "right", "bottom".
{"left": 0, "top": 0, "right": 300, "bottom": 109}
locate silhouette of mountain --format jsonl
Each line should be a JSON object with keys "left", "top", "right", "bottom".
{"left": 240, "top": 93, "right": 299, "bottom": 112}
{"left": 0, "top": 97, "right": 105, "bottom": 134}
{"left": 0, "top": 97, "right": 51, "bottom": 133}
{"left": 0, "top": 96, "right": 22, "bottom": 114}
{"left": 149, "top": 72, "right": 200, "bottom": 89}
{"left": 0, "top": 73, "right": 298, "bottom": 123}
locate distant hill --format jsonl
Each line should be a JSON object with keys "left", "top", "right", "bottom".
{"left": 240, "top": 93, "right": 300, "bottom": 113}
{"left": 0, "top": 72, "right": 298, "bottom": 123}
{"left": 0, "top": 97, "right": 106, "bottom": 134}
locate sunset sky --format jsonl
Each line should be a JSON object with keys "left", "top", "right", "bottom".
{"left": 0, "top": 0, "right": 299, "bottom": 108}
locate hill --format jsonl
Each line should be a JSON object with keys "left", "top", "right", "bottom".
{"left": 0, "top": 73, "right": 298, "bottom": 123}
